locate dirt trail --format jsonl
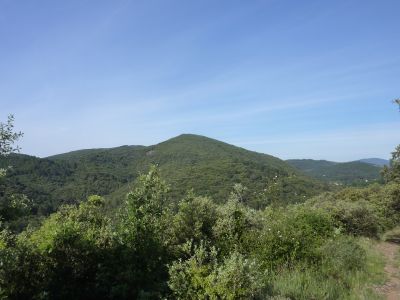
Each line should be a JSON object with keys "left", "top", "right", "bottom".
{"left": 375, "top": 242, "right": 400, "bottom": 300}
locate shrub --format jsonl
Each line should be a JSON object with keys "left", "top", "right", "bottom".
{"left": 253, "top": 206, "right": 335, "bottom": 269}
{"left": 319, "top": 236, "right": 366, "bottom": 278}
{"left": 208, "top": 251, "right": 265, "bottom": 299}
{"left": 308, "top": 183, "right": 400, "bottom": 237}
{"left": 213, "top": 197, "right": 262, "bottom": 256}
{"left": 170, "top": 192, "right": 218, "bottom": 248}
{"left": 168, "top": 241, "right": 265, "bottom": 299}
{"left": 27, "top": 197, "right": 113, "bottom": 299}
{"left": 0, "top": 232, "right": 45, "bottom": 299}
{"left": 168, "top": 241, "right": 218, "bottom": 300}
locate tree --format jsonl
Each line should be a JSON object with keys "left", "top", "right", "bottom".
{"left": 382, "top": 100, "right": 400, "bottom": 182}
{"left": 382, "top": 145, "right": 400, "bottom": 183}
{"left": 113, "top": 165, "right": 171, "bottom": 298}
{"left": 0, "top": 114, "right": 23, "bottom": 177}
{"left": 0, "top": 195, "right": 113, "bottom": 299}
{"left": 171, "top": 191, "right": 218, "bottom": 248}
{"left": 0, "top": 114, "right": 23, "bottom": 157}
{"left": 0, "top": 115, "right": 28, "bottom": 227}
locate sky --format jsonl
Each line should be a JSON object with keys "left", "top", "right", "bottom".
{"left": 1, "top": 0, "right": 399, "bottom": 161}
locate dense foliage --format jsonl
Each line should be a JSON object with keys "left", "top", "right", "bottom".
{"left": 382, "top": 145, "right": 400, "bottom": 183}
{"left": 1, "top": 115, "right": 398, "bottom": 299}
{"left": 287, "top": 159, "right": 383, "bottom": 186}
{"left": 0, "top": 134, "right": 328, "bottom": 230}
{"left": 0, "top": 115, "right": 30, "bottom": 231}
{"left": 1, "top": 164, "right": 398, "bottom": 299}
{"left": 0, "top": 115, "right": 23, "bottom": 157}
{"left": 308, "top": 183, "right": 400, "bottom": 237}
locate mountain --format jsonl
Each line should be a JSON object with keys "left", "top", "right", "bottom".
{"left": 286, "top": 159, "right": 383, "bottom": 185}
{"left": 285, "top": 159, "right": 337, "bottom": 171}
{"left": 358, "top": 158, "right": 389, "bottom": 167}
{"left": 0, "top": 134, "right": 327, "bottom": 222}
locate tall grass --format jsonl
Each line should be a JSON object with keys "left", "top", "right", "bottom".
{"left": 269, "top": 237, "right": 386, "bottom": 300}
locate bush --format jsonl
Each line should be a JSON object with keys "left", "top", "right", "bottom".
{"left": 213, "top": 197, "right": 262, "bottom": 256}
{"left": 253, "top": 206, "right": 335, "bottom": 269}
{"left": 23, "top": 197, "right": 113, "bottom": 299}
{"left": 168, "top": 241, "right": 219, "bottom": 300}
{"left": 208, "top": 251, "right": 265, "bottom": 299}
{"left": 320, "top": 236, "right": 366, "bottom": 278}
{"left": 333, "top": 200, "right": 380, "bottom": 237}
{"left": 308, "top": 183, "right": 400, "bottom": 237}
{"left": 168, "top": 241, "right": 265, "bottom": 299}
{"left": 170, "top": 192, "right": 218, "bottom": 248}
{"left": 0, "top": 230, "right": 45, "bottom": 299}
{"left": 0, "top": 167, "right": 390, "bottom": 299}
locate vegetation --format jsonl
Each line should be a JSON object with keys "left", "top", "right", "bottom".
{"left": 382, "top": 145, "right": 400, "bottom": 183}
{"left": 358, "top": 158, "right": 389, "bottom": 167}
{"left": 308, "top": 183, "right": 400, "bottom": 237}
{"left": 1, "top": 114, "right": 399, "bottom": 299}
{"left": 0, "top": 161, "right": 398, "bottom": 299}
{"left": 287, "top": 159, "right": 383, "bottom": 186}
{"left": 0, "top": 115, "right": 23, "bottom": 157}
{"left": 0, "top": 115, "right": 30, "bottom": 231}
{"left": 1, "top": 134, "right": 328, "bottom": 230}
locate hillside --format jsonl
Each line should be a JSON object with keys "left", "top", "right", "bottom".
{"left": 358, "top": 158, "right": 389, "bottom": 167}
{"left": 0, "top": 134, "right": 326, "bottom": 221}
{"left": 287, "top": 159, "right": 383, "bottom": 185}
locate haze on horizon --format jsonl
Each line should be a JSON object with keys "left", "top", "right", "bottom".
{"left": 1, "top": 0, "right": 399, "bottom": 162}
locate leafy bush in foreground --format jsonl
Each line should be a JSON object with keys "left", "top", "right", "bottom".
{"left": 308, "top": 183, "right": 400, "bottom": 237}
{"left": 168, "top": 241, "right": 265, "bottom": 299}
{"left": 0, "top": 166, "right": 395, "bottom": 299}
{"left": 253, "top": 207, "right": 335, "bottom": 269}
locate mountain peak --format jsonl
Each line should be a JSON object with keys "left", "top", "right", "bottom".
{"left": 2, "top": 134, "right": 326, "bottom": 214}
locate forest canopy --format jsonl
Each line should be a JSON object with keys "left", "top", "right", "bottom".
{"left": 0, "top": 114, "right": 399, "bottom": 299}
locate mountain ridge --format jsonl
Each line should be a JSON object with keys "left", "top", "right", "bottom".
{"left": 287, "top": 158, "right": 383, "bottom": 185}
{"left": 1, "top": 134, "right": 327, "bottom": 223}
{"left": 358, "top": 158, "right": 389, "bottom": 167}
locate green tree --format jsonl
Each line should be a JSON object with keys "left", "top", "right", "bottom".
{"left": 382, "top": 145, "right": 400, "bottom": 183}
{"left": 382, "top": 100, "right": 400, "bottom": 182}
{"left": 0, "top": 195, "right": 113, "bottom": 299}
{"left": 170, "top": 191, "right": 218, "bottom": 249}
{"left": 0, "top": 114, "right": 23, "bottom": 157}
{"left": 0, "top": 115, "right": 29, "bottom": 227}
{"left": 113, "top": 165, "right": 171, "bottom": 298}
{"left": 213, "top": 189, "right": 262, "bottom": 256}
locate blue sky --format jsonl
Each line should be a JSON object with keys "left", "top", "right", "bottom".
{"left": 1, "top": 0, "right": 399, "bottom": 161}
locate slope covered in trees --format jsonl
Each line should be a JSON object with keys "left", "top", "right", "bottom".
{"left": 358, "top": 158, "right": 389, "bottom": 167}
{"left": 1, "top": 164, "right": 398, "bottom": 299}
{"left": 287, "top": 159, "right": 383, "bottom": 186}
{"left": 0, "top": 134, "right": 328, "bottom": 224}
{"left": 1, "top": 115, "right": 399, "bottom": 299}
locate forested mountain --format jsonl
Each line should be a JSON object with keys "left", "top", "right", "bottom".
{"left": 287, "top": 158, "right": 383, "bottom": 185}
{"left": 358, "top": 158, "right": 389, "bottom": 167}
{"left": 2, "top": 126, "right": 399, "bottom": 299}
{"left": 0, "top": 134, "right": 327, "bottom": 222}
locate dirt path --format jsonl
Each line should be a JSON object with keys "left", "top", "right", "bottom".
{"left": 375, "top": 242, "right": 400, "bottom": 300}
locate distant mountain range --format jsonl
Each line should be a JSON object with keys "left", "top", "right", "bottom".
{"left": 0, "top": 134, "right": 327, "bottom": 222}
{"left": 357, "top": 158, "right": 389, "bottom": 167}
{"left": 286, "top": 158, "right": 385, "bottom": 185}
